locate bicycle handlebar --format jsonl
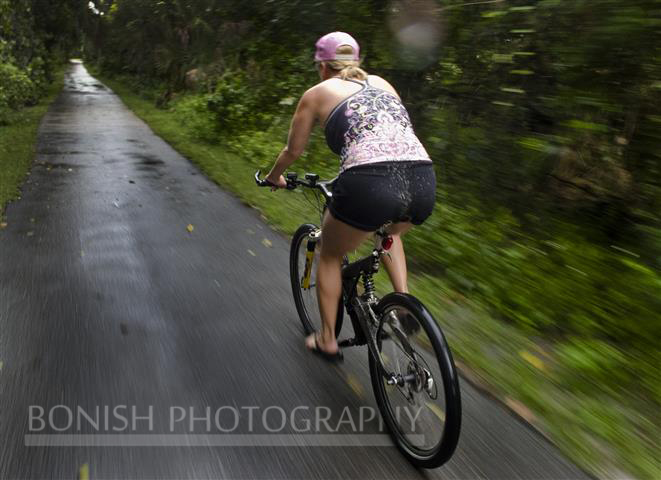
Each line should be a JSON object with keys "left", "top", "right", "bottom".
{"left": 254, "top": 170, "right": 334, "bottom": 199}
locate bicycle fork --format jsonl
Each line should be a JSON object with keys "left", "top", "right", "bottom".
{"left": 302, "top": 229, "right": 321, "bottom": 290}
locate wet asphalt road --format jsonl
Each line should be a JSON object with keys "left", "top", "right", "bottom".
{"left": 0, "top": 63, "right": 590, "bottom": 479}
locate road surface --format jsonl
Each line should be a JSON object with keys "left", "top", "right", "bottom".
{"left": 0, "top": 62, "right": 590, "bottom": 479}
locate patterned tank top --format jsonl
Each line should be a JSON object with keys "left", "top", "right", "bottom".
{"left": 324, "top": 77, "right": 431, "bottom": 173}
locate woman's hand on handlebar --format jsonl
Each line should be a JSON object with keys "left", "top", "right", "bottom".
{"left": 265, "top": 174, "right": 287, "bottom": 191}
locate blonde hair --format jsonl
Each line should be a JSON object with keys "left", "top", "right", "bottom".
{"left": 323, "top": 45, "right": 368, "bottom": 80}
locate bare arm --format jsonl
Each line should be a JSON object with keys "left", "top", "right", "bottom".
{"left": 266, "top": 90, "right": 317, "bottom": 186}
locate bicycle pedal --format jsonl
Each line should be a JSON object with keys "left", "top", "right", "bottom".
{"left": 338, "top": 337, "right": 367, "bottom": 348}
{"left": 338, "top": 338, "right": 355, "bottom": 348}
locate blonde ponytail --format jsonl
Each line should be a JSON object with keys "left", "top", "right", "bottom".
{"left": 324, "top": 45, "right": 368, "bottom": 81}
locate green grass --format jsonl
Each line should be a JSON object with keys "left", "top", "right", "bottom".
{"left": 97, "top": 72, "right": 658, "bottom": 480}
{"left": 0, "top": 69, "right": 65, "bottom": 214}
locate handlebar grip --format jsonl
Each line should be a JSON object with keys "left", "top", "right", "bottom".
{"left": 254, "top": 170, "right": 275, "bottom": 188}
{"left": 255, "top": 170, "right": 299, "bottom": 190}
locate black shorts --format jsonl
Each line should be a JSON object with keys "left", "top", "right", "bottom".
{"left": 328, "top": 161, "right": 436, "bottom": 232}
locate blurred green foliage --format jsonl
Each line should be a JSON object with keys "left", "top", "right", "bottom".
{"left": 0, "top": 63, "right": 36, "bottom": 115}
{"left": 0, "top": 0, "right": 83, "bottom": 119}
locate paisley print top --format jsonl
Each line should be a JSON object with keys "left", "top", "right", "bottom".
{"left": 324, "top": 78, "right": 431, "bottom": 173}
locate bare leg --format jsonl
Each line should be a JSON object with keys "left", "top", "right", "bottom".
{"left": 305, "top": 211, "right": 371, "bottom": 353}
{"left": 381, "top": 222, "right": 414, "bottom": 293}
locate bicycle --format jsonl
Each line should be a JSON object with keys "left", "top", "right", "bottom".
{"left": 255, "top": 170, "right": 461, "bottom": 468}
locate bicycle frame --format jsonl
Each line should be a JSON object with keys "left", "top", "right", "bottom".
{"left": 254, "top": 169, "right": 409, "bottom": 381}
{"left": 305, "top": 225, "right": 401, "bottom": 382}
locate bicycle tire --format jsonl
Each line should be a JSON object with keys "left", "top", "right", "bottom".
{"left": 290, "top": 223, "right": 343, "bottom": 338}
{"left": 369, "top": 292, "right": 461, "bottom": 469}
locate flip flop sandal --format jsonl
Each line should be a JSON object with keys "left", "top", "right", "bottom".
{"left": 308, "top": 333, "right": 344, "bottom": 364}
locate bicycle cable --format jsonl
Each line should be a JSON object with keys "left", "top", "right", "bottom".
{"left": 300, "top": 187, "right": 325, "bottom": 222}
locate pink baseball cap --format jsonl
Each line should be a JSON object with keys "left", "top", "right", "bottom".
{"left": 314, "top": 32, "right": 360, "bottom": 62}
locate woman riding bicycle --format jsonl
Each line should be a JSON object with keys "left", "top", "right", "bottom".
{"left": 266, "top": 32, "right": 435, "bottom": 361}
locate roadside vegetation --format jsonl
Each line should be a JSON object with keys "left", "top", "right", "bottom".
{"left": 0, "top": 0, "right": 83, "bottom": 212}
{"left": 0, "top": 72, "right": 64, "bottom": 211}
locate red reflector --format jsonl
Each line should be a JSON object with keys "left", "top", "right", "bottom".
{"left": 382, "top": 236, "right": 393, "bottom": 250}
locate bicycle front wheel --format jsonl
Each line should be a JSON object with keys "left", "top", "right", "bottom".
{"left": 290, "top": 224, "right": 343, "bottom": 337}
{"left": 369, "top": 292, "right": 461, "bottom": 469}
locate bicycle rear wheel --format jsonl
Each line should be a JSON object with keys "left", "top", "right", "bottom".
{"left": 290, "top": 224, "right": 343, "bottom": 337}
{"left": 369, "top": 292, "right": 461, "bottom": 469}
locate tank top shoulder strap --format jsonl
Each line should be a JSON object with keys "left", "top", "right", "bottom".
{"left": 349, "top": 77, "right": 370, "bottom": 87}
{"left": 341, "top": 77, "right": 367, "bottom": 88}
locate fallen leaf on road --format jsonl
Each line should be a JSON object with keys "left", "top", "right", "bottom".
{"left": 26, "top": 231, "right": 34, "bottom": 237}
{"left": 79, "top": 463, "right": 89, "bottom": 480}
{"left": 247, "top": 249, "right": 256, "bottom": 256}
{"left": 345, "top": 373, "right": 364, "bottom": 398}
{"left": 30, "top": 218, "right": 35, "bottom": 223}
{"left": 186, "top": 224, "right": 194, "bottom": 233}
{"left": 519, "top": 350, "right": 545, "bottom": 371}
{"left": 246, "top": 229, "right": 255, "bottom": 235}
{"left": 261, "top": 238, "right": 272, "bottom": 248}
{"left": 0, "top": 222, "right": 7, "bottom": 229}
